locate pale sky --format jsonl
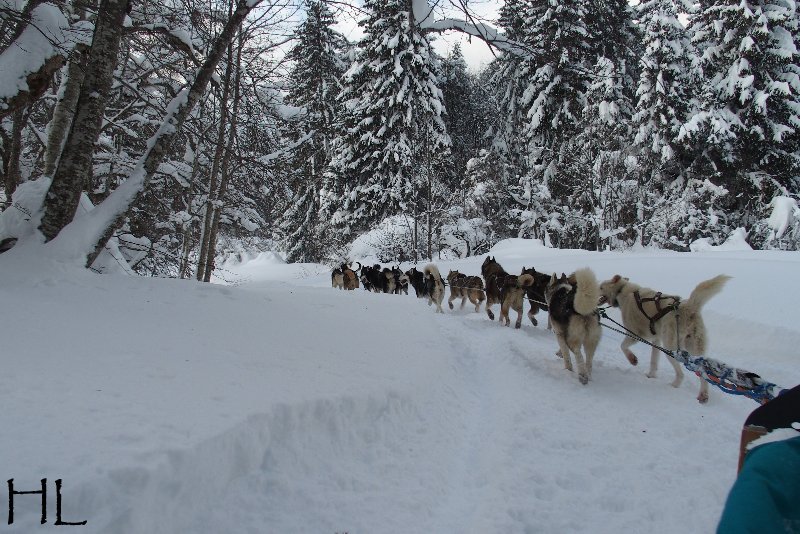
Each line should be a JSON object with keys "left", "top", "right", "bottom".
{"left": 331, "top": 0, "right": 501, "bottom": 73}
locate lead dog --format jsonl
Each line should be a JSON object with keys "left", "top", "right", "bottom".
{"left": 545, "top": 268, "right": 602, "bottom": 385}
{"left": 447, "top": 270, "right": 485, "bottom": 312}
{"left": 598, "top": 273, "right": 731, "bottom": 403}
{"left": 423, "top": 264, "right": 445, "bottom": 313}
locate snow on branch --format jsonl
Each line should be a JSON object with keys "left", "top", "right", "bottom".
{"left": 411, "top": 0, "right": 525, "bottom": 56}
{"left": 0, "top": 3, "right": 78, "bottom": 117}
{"left": 126, "top": 24, "right": 202, "bottom": 67}
{"left": 421, "top": 17, "right": 522, "bottom": 54}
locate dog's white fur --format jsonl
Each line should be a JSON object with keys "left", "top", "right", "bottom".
{"left": 424, "top": 264, "right": 445, "bottom": 313}
{"left": 546, "top": 268, "right": 602, "bottom": 385}
{"left": 598, "top": 274, "right": 731, "bottom": 403}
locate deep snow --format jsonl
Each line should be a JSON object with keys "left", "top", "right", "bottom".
{"left": 0, "top": 239, "right": 798, "bottom": 533}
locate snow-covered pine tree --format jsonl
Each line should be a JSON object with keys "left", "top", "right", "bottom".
{"left": 474, "top": 0, "right": 545, "bottom": 241}
{"left": 439, "top": 44, "right": 488, "bottom": 193}
{"left": 574, "top": 0, "right": 640, "bottom": 248}
{"left": 684, "top": 0, "right": 800, "bottom": 216}
{"left": 278, "top": 0, "right": 345, "bottom": 263}
{"left": 325, "top": 0, "right": 451, "bottom": 240}
{"left": 518, "top": 1, "right": 596, "bottom": 248}
{"left": 632, "top": 0, "right": 700, "bottom": 245}
{"left": 486, "top": 0, "right": 547, "bottom": 178}
{"left": 633, "top": 0, "right": 696, "bottom": 180}
{"left": 522, "top": 1, "right": 590, "bottom": 197}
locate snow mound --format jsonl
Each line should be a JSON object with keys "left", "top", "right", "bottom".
{"left": 348, "top": 215, "right": 413, "bottom": 264}
{"left": 488, "top": 237, "right": 548, "bottom": 258}
{"left": 690, "top": 227, "right": 752, "bottom": 252}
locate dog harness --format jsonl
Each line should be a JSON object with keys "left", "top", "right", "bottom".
{"left": 633, "top": 290, "right": 680, "bottom": 335}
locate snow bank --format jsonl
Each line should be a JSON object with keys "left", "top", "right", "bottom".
{"left": 488, "top": 237, "right": 549, "bottom": 258}
{"left": 690, "top": 227, "right": 753, "bottom": 251}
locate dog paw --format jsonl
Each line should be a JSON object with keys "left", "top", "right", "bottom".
{"left": 515, "top": 323, "right": 521, "bottom": 330}
{"left": 670, "top": 379, "right": 682, "bottom": 388}
{"left": 697, "top": 392, "right": 709, "bottom": 404}
{"left": 579, "top": 373, "right": 588, "bottom": 385}
{"left": 625, "top": 353, "right": 638, "bottom": 366}
{"left": 646, "top": 372, "right": 657, "bottom": 379}
{"left": 448, "top": 302, "right": 453, "bottom": 309}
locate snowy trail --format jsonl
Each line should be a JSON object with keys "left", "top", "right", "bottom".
{"left": 2, "top": 243, "right": 799, "bottom": 533}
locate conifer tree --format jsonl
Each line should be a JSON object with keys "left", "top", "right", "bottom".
{"left": 279, "top": 0, "right": 345, "bottom": 262}
{"left": 522, "top": 0, "right": 591, "bottom": 202}
{"left": 326, "top": 0, "right": 451, "bottom": 236}
{"left": 489, "top": 0, "right": 539, "bottom": 177}
{"left": 440, "top": 44, "right": 489, "bottom": 192}
{"left": 684, "top": 0, "right": 800, "bottom": 212}
{"left": 633, "top": 0, "right": 696, "bottom": 181}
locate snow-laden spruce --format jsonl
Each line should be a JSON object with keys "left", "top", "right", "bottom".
{"left": 278, "top": 0, "right": 347, "bottom": 263}
{"left": 682, "top": 0, "right": 800, "bottom": 202}
{"left": 324, "top": 0, "right": 451, "bottom": 236}
{"left": 633, "top": 0, "right": 697, "bottom": 178}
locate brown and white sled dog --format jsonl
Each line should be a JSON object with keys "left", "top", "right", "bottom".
{"left": 481, "top": 256, "right": 510, "bottom": 321}
{"left": 447, "top": 270, "right": 485, "bottom": 312}
{"left": 423, "top": 264, "right": 445, "bottom": 313}
{"left": 499, "top": 274, "right": 535, "bottom": 328}
{"left": 343, "top": 262, "right": 361, "bottom": 290}
{"left": 598, "top": 273, "right": 731, "bottom": 403}
{"left": 545, "top": 268, "right": 602, "bottom": 385}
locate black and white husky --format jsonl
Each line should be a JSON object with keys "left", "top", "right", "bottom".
{"left": 545, "top": 268, "right": 602, "bottom": 385}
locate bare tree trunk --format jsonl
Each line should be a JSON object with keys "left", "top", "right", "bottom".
{"left": 427, "top": 177, "right": 432, "bottom": 261}
{"left": 4, "top": 107, "right": 25, "bottom": 197}
{"left": 38, "top": 0, "right": 130, "bottom": 241}
{"left": 84, "top": 0, "right": 262, "bottom": 268}
{"left": 43, "top": 44, "right": 89, "bottom": 177}
{"left": 202, "top": 33, "right": 242, "bottom": 283}
{"left": 196, "top": 44, "right": 233, "bottom": 282}
{"left": 179, "top": 141, "right": 203, "bottom": 279}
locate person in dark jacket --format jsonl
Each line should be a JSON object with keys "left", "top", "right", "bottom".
{"left": 717, "top": 385, "right": 800, "bottom": 533}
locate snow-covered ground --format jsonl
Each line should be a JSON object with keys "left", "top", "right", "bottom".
{"left": 1, "top": 239, "right": 798, "bottom": 533}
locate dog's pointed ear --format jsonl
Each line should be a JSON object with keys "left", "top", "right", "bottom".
{"left": 550, "top": 273, "right": 557, "bottom": 284}
{"left": 611, "top": 274, "right": 621, "bottom": 283}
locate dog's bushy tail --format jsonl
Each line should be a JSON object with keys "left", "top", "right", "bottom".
{"left": 684, "top": 274, "right": 731, "bottom": 312}
{"left": 573, "top": 268, "right": 600, "bottom": 316}
{"left": 423, "top": 263, "right": 442, "bottom": 283}
{"left": 517, "top": 274, "right": 534, "bottom": 288}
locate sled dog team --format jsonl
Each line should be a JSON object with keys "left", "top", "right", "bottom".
{"left": 332, "top": 258, "right": 730, "bottom": 403}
